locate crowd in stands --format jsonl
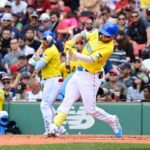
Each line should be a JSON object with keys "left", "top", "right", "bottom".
{"left": 0, "top": 0, "right": 150, "bottom": 107}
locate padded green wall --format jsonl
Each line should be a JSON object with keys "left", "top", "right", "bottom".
{"left": 3, "top": 102, "right": 145, "bottom": 135}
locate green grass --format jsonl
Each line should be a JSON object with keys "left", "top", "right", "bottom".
{"left": 1, "top": 143, "right": 150, "bottom": 150}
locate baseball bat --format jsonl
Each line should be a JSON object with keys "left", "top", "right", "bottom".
{"left": 65, "top": 49, "right": 70, "bottom": 69}
{"left": 35, "top": 44, "right": 44, "bottom": 56}
{"left": 51, "top": 21, "right": 59, "bottom": 32}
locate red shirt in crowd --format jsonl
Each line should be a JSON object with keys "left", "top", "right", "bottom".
{"left": 27, "top": 0, "right": 51, "bottom": 14}
{"left": 115, "top": 0, "right": 129, "bottom": 11}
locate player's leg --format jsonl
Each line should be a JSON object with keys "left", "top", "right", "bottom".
{"left": 49, "top": 73, "right": 80, "bottom": 135}
{"left": 40, "top": 77, "right": 61, "bottom": 134}
{"left": 79, "top": 73, "right": 122, "bottom": 137}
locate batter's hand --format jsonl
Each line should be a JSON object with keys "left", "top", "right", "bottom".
{"left": 65, "top": 40, "right": 75, "bottom": 47}
{"left": 32, "top": 54, "right": 40, "bottom": 61}
{"left": 64, "top": 45, "right": 72, "bottom": 54}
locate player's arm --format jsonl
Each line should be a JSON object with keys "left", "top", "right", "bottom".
{"left": 35, "top": 59, "right": 47, "bottom": 72}
{"left": 72, "top": 52, "right": 94, "bottom": 63}
{"left": 35, "top": 52, "right": 52, "bottom": 72}
{"left": 71, "top": 31, "right": 87, "bottom": 43}
{"left": 65, "top": 31, "right": 88, "bottom": 48}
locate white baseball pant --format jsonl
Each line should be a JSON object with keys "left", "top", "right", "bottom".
{"left": 57, "top": 71, "right": 117, "bottom": 129}
{"left": 40, "top": 76, "right": 62, "bottom": 133}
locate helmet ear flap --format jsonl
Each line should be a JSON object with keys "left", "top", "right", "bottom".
{"left": 46, "top": 35, "right": 52, "bottom": 42}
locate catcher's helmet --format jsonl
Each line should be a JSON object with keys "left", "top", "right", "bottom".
{"left": 99, "top": 22, "right": 119, "bottom": 36}
{"left": 42, "top": 31, "right": 54, "bottom": 46}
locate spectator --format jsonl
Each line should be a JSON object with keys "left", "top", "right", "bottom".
{"left": 37, "top": 13, "right": 52, "bottom": 40}
{"left": 27, "top": 80, "right": 42, "bottom": 101}
{"left": 9, "top": 64, "right": 22, "bottom": 89}
{"left": 112, "top": 30, "right": 134, "bottom": 64}
{"left": 0, "top": 29, "right": 11, "bottom": 57}
{"left": 12, "top": 13, "right": 23, "bottom": 32}
{"left": 143, "top": 85, "right": 150, "bottom": 100}
{"left": 104, "top": 59, "right": 113, "bottom": 74}
{"left": 15, "top": 72, "right": 31, "bottom": 100}
{"left": 21, "top": 4, "right": 35, "bottom": 26}
{"left": 132, "top": 56, "right": 146, "bottom": 75}
{"left": 127, "top": 74, "right": 149, "bottom": 102}
{"left": 50, "top": 11, "right": 60, "bottom": 39}
{"left": 57, "top": 6, "right": 78, "bottom": 40}
{"left": 4, "top": 1, "right": 12, "bottom": 14}
{"left": 11, "top": 0, "right": 27, "bottom": 15}
{"left": 100, "top": 68, "right": 127, "bottom": 102}
{"left": 3, "top": 38, "right": 24, "bottom": 72}
{"left": 142, "top": 58, "right": 150, "bottom": 71}
{"left": 22, "top": 11, "right": 40, "bottom": 36}
{"left": 1, "top": 75, "right": 16, "bottom": 101}
{"left": 127, "top": 11, "right": 150, "bottom": 56}
{"left": 119, "top": 63, "right": 134, "bottom": 88}
{"left": 17, "top": 54, "right": 29, "bottom": 73}
{"left": 84, "top": 17, "right": 95, "bottom": 32}
{"left": 117, "top": 12, "right": 128, "bottom": 33}
{"left": 19, "top": 37, "right": 35, "bottom": 57}
{"left": 0, "top": 71, "right": 7, "bottom": 90}
{"left": 79, "top": 0, "right": 100, "bottom": 13}
{"left": 95, "top": 16, "right": 105, "bottom": 29}
{"left": 1, "top": 13, "right": 21, "bottom": 38}
{"left": 28, "top": 0, "right": 51, "bottom": 14}
{"left": 146, "top": 8, "right": 150, "bottom": 24}
{"left": 63, "top": 0, "right": 79, "bottom": 13}
{"left": 50, "top": 11, "right": 60, "bottom": 28}
{"left": 39, "top": 13, "right": 51, "bottom": 31}
{"left": 25, "top": 28, "right": 41, "bottom": 51}
{"left": 101, "top": 6, "right": 111, "bottom": 23}
{"left": 115, "top": 0, "right": 129, "bottom": 14}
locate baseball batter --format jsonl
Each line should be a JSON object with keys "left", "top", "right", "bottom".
{"left": 29, "top": 31, "right": 65, "bottom": 134}
{"left": 49, "top": 22, "right": 122, "bottom": 138}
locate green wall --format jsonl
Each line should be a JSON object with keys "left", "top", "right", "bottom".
{"left": 3, "top": 102, "right": 149, "bottom": 135}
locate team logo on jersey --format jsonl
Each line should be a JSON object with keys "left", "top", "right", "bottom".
{"left": 96, "top": 53, "right": 102, "bottom": 59}
{"left": 63, "top": 106, "right": 95, "bottom": 129}
{"left": 86, "top": 43, "right": 93, "bottom": 53}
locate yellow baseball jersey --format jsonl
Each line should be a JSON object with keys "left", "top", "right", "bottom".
{"left": 41, "top": 44, "right": 61, "bottom": 79}
{"left": 60, "top": 61, "right": 77, "bottom": 79}
{"left": 78, "top": 30, "right": 114, "bottom": 74}
{"left": 141, "top": 0, "right": 150, "bottom": 8}
{"left": 0, "top": 90, "right": 5, "bottom": 111}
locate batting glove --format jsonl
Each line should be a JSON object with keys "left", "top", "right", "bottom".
{"left": 65, "top": 40, "right": 75, "bottom": 47}
{"left": 32, "top": 54, "right": 40, "bottom": 61}
{"left": 28, "top": 58, "right": 37, "bottom": 67}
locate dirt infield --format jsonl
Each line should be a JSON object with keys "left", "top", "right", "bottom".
{"left": 0, "top": 135, "right": 150, "bottom": 146}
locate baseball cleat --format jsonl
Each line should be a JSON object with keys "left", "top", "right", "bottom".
{"left": 115, "top": 127, "right": 122, "bottom": 138}
{"left": 113, "top": 115, "right": 122, "bottom": 138}
{"left": 48, "top": 123, "right": 59, "bottom": 137}
{"left": 59, "top": 126, "right": 66, "bottom": 134}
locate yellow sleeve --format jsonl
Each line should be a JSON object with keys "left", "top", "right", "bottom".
{"left": 85, "top": 30, "right": 98, "bottom": 41}
{"left": 42, "top": 49, "right": 52, "bottom": 63}
{"left": 0, "top": 90, "right": 5, "bottom": 111}
{"left": 141, "top": 0, "right": 150, "bottom": 8}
